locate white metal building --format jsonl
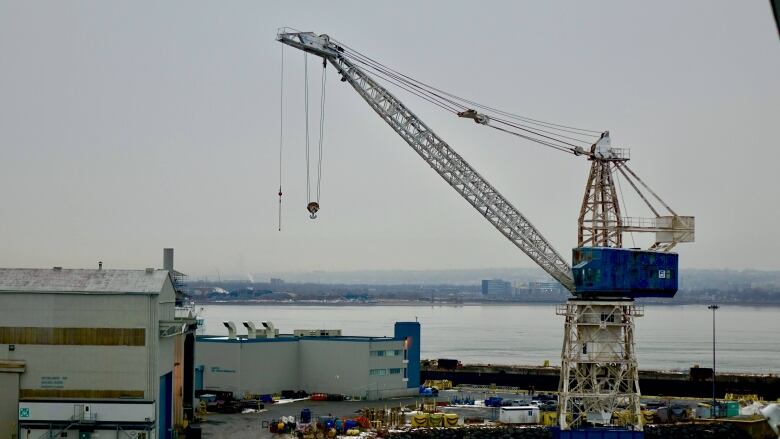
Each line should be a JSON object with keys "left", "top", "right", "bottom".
{"left": 499, "top": 406, "right": 541, "bottom": 424}
{"left": 0, "top": 264, "right": 196, "bottom": 439}
{"left": 196, "top": 321, "right": 421, "bottom": 400}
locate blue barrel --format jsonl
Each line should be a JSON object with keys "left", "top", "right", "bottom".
{"left": 300, "top": 408, "right": 311, "bottom": 423}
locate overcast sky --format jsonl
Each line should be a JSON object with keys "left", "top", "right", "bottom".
{"left": 1, "top": 1, "right": 778, "bottom": 277}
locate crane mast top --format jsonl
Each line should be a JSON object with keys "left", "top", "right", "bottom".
{"left": 277, "top": 30, "right": 694, "bottom": 298}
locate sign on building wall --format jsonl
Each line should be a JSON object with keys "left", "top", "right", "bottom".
{"left": 40, "top": 376, "right": 68, "bottom": 388}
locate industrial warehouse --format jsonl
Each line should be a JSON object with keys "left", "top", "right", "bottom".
{"left": 0, "top": 254, "right": 423, "bottom": 438}
{"left": 0, "top": 250, "right": 197, "bottom": 439}
{"left": 195, "top": 321, "right": 421, "bottom": 400}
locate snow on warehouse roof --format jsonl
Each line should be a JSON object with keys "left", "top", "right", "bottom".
{"left": 0, "top": 268, "right": 170, "bottom": 294}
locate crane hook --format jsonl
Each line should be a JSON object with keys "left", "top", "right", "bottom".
{"left": 307, "top": 201, "right": 320, "bottom": 219}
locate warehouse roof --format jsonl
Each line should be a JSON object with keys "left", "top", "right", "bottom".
{"left": 0, "top": 268, "right": 171, "bottom": 294}
{"left": 197, "top": 334, "right": 398, "bottom": 343}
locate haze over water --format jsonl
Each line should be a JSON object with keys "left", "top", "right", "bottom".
{"left": 199, "top": 304, "right": 779, "bottom": 374}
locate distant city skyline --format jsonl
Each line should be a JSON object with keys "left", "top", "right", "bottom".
{"left": 1, "top": 1, "right": 779, "bottom": 275}
{"left": 185, "top": 265, "right": 780, "bottom": 288}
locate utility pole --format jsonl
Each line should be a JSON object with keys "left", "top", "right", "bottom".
{"left": 708, "top": 304, "right": 719, "bottom": 417}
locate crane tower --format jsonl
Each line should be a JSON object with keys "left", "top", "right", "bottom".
{"left": 277, "top": 31, "right": 694, "bottom": 430}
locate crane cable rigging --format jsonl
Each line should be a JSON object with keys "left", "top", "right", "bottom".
{"left": 304, "top": 53, "right": 328, "bottom": 219}
{"left": 325, "top": 39, "right": 684, "bottom": 229}
{"left": 277, "top": 43, "right": 284, "bottom": 231}
{"left": 281, "top": 33, "right": 679, "bottom": 238}
{"left": 328, "top": 37, "right": 605, "bottom": 157}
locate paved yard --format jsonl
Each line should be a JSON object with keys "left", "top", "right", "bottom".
{"left": 199, "top": 396, "right": 422, "bottom": 438}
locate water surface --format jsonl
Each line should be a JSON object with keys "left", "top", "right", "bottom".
{"left": 198, "top": 304, "right": 779, "bottom": 374}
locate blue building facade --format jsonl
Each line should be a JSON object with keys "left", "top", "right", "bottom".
{"left": 393, "top": 321, "right": 421, "bottom": 389}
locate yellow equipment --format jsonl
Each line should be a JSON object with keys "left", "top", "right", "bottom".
{"left": 444, "top": 413, "right": 459, "bottom": 427}
{"left": 423, "top": 379, "right": 453, "bottom": 390}
{"left": 411, "top": 413, "right": 429, "bottom": 428}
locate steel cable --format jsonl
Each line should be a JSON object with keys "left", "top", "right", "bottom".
{"left": 278, "top": 43, "right": 285, "bottom": 231}
{"left": 344, "top": 52, "right": 587, "bottom": 154}
{"left": 304, "top": 52, "right": 311, "bottom": 203}
{"left": 332, "top": 39, "right": 603, "bottom": 136}
{"left": 334, "top": 46, "right": 599, "bottom": 155}
{"left": 317, "top": 63, "right": 326, "bottom": 203}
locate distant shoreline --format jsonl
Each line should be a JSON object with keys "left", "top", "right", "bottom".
{"left": 193, "top": 300, "right": 780, "bottom": 307}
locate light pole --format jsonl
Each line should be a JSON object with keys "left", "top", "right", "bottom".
{"left": 708, "top": 304, "right": 719, "bottom": 417}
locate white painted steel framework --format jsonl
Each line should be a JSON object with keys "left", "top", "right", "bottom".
{"left": 277, "top": 31, "right": 649, "bottom": 431}
{"left": 557, "top": 300, "right": 643, "bottom": 430}
{"left": 578, "top": 159, "right": 624, "bottom": 249}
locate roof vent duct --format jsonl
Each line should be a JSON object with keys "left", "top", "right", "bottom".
{"left": 223, "top": 321, "right": 237, "bottom": 340}
{"left": 163, "top": 248, "right": 174, "bottom": 271}
{"left": 242, "top": 321, "right": 256, "bottom": 339}
{"left": 261, "top": 321, "right": 276, "bottom": 339}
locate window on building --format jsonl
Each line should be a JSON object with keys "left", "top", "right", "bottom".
{"left": 403, "top": 367, "right": 407, "bottom": 378}
{"left": 394, "top": 349, "right": 402, "bottom": 356}
{"left": 370, "top": 350, "right": 386, "bottom": 357}
{"left": 404, "top": 349, "right": 408, "bottom": 360}
{"left": 369, "top": 368, "right": 387, "bottom": 376}
{"left": 389, "top": 368, "right": 401, "bottom": 375}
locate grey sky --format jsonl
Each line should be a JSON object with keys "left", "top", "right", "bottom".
{"left": 1, "top": 1, "right": 778, "bottom": 277}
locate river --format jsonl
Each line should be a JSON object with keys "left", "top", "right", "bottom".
{"left": 196, "top": 303, "right": 779, "bottom": 374}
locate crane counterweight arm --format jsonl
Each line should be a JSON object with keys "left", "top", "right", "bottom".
{"left": 278, "top": 31, "right": 575, "bottom": 292}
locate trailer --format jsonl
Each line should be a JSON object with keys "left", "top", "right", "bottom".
{"left": 499, "top": 406, "right": 540, "bottom": 424}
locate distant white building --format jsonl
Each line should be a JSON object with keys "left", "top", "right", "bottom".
{"left": 482, "top": 279, "right": 513, "bottom": 296}
{"left": 0, "top": 256, "right": 196, "bottom": 438}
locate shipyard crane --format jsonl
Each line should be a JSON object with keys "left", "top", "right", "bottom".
{"left": 277, "top": 30, "right": 694, "bottom": 430}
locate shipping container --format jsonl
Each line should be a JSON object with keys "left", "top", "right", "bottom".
{"left": 437, "top": 358, "right": 460, "bottom": 370}
{"left": 572, "top": 247, "right": 678, "bottom": 298}
{"left": 499, "top": 406, "right": 540, "bottom": 424}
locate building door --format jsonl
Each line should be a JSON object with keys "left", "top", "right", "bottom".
{"left": 0, "top": 371, "right": 21, "bottom": 439}
{"left": 194, "top": 365, "right": 204, "bottom": 392}
{"left": 183, "top": 333, "right": 195, "bottom": 418}
{"left": 159, "top": 372, "right": 172, "bottom": 439}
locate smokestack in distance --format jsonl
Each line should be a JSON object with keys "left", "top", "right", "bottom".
{"left": 163, "top": 248, "right": 174, "bottom": 271}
